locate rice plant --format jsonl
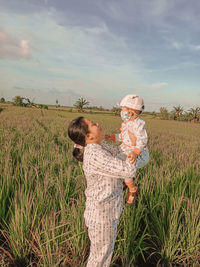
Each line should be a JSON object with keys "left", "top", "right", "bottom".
{"left": 0, "top": 105, "right": 199, "bottom": 266}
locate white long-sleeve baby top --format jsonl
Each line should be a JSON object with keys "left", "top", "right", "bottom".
{"left": 115, "top": 117, "right": 148, "bottom": 156}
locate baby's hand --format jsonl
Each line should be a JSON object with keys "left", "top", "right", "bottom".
{"left": 128, "top": 151, "right": 137, "bottom": 164}
{"left": 105, "top": 134, "right": 112, "bottom": 141}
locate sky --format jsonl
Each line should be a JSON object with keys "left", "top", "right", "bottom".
{"left": 0, "top": 0, "right": 200, "bottom": 111}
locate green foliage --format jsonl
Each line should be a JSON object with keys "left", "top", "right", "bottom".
{"left": 188, "top": 107, "right": 200, "bottom": 122}
{"left": 0, "top": 107, "right": 199, "bottom": 266}
{"left": 12, "top": 96, "right": 37, "bottom": 107}
{"left": 74, "top": 98, "right": 89, "bottom": 112}
{"left": 38, "top": 104, "right": 48, "bottom": 109}
{"left": 0, "top": 97, "right": 5, "bottom": 103}
{"left": 172, "top": 105, "right": 184, "bottom": 119}
{"left": 112, "top": 106, "right": 121, "bottom": 116}
{"left": 12, "top": 96, "right": 24, "bottom": 106}
{"left": 56, "top": 99, "right": 60, "bottom": 108}
{"left": 99, "top": 105, "right": 104, "bottom": 111}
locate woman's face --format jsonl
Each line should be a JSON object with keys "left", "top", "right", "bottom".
{"left": 84, "top": 118, "right": 103, "bottom": 144}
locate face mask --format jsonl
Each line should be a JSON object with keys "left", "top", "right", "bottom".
{"left": 120, "top": 110, "right": 131, "bottom": 121}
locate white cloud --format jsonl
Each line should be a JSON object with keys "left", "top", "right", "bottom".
{"left": 172, "top": 41, "right": 183, "bottom": 49}
{"left": 0, "top": 30, "right": 31, "bottom": 59}
{"left": 140, "top": 82, "right": 167, "bottom": 90}
{"left": 189, "top": 44, "right": 200, "bottom": 51}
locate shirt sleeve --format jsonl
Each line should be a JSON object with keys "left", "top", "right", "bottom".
{"left": 101, "top": 140, "right": 120, "bottom": 156}
{"left": 89, "top": 146, "right": 136, "bottom": 179}
{"left": 132, "top": 120, "right": 148, "bottom": 155}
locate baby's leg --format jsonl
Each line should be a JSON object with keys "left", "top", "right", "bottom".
{"left": 125, "top": 179, "right": 139, "bottom": 204}
{"left": 117, "top": 151, "right": 138, "bottom": 203}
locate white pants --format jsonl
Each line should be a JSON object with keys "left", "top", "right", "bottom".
{"left": 86, "top": 219, "right": 119, "bottom": 267}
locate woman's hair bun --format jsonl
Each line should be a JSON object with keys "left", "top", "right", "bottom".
{"left": 73, "top": 147, "right": 84, "bottom": 162}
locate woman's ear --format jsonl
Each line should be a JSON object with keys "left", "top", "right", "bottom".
{"left": 85, "top": 132, "right": 93, "bottom": 142}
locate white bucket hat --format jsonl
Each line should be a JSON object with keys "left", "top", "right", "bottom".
{"left": 120, "top": 94, "right": 144, "bottom": 111}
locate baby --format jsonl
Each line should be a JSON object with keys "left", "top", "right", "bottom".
{"left": 105, "top": 94, "right": 149, "bottom": 204}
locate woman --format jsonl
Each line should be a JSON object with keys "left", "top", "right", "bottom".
{"left": 68, "top": 117, "right": 137, "bottom": 267}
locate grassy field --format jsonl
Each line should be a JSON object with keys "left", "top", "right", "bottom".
{"left": 0, "top": 105, "right": 200, "bottom": 267}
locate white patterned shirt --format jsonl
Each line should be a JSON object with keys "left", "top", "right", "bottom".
{"left": 83, "top": 141, "right": 136, "bottom": 224}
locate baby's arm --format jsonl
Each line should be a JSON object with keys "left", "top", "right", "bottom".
{"left": 127, "top": 130, "right": 138, "bottom": 164}
{"left": 104, "top": 133, "right": 121, "bottom": 142}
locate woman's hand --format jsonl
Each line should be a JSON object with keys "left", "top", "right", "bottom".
{"left": 128, "top": 130, "right": 137, "bottom": 146}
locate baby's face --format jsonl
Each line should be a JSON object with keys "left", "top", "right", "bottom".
{"left": 121, "top": 106, "right": 140, "bottom": 116}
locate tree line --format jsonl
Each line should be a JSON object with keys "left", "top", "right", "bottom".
{"left": 1, "top": 96, "right": 200, "bottom": 122}
{"left": 159, "top": 105, "right": 200, "bottom": 122}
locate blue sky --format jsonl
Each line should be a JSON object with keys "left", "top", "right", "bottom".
{"left": 0, "top": 0, "right": 200, "bottom": 111}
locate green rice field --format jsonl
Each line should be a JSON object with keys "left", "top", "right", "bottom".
{"left": 0, "top": 105, "right": 200, "bottom": 266}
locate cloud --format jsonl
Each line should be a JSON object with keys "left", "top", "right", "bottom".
{"left": 189, "top": 44, "right": 200, "bottom": 52}
{"left": 171, "top": 41, "right": 183, "bottom": 49}
{"left": 140, "top": 82, "right": 167, "bottom": 90}
{"left": 0, "top": 30, "right": 31, "bottom": 59}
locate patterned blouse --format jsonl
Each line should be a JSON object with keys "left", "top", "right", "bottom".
{"left": 83, "top": 141, "right": 136, "bottom": 224}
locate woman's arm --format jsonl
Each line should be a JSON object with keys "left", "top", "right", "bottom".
{"left": 101, "top": 140, "right": 120, "bottom": 156}
{"left": 88, "top": 146, "right": 136, "bottom": 180}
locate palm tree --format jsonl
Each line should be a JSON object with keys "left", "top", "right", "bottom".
{"left": 23, "top": 97, "right": 37, "bottom": 107}
{"left": 74, "top": 98, "right": 89, "bottom": 112}
{"left": 160, "top": 107, "right": 168, "bottom": 114}
{"left": 172, "top": 105, "right": 183, "bottom": 119}
{"left": 188, "top": 107, "right": 200, "bottom": 123}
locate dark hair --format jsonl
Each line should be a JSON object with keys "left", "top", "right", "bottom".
{"left": 68, "top": 117, "right": 89, "bottom": 162}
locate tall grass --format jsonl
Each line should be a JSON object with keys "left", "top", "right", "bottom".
{"left": 0, "top": 105, "right": 199, "bottom": 266}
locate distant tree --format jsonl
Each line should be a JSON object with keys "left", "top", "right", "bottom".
{"left": 151, "top": 111, "right": 157, "bottom": 118}
{"left": 112, "top": 106, "right": 121, "bottom": 116}
{"left": 160, "top": 107, "right": 168, "bottom": 114}
{"left": 38, "top": 104, "right": 48, "bottom": 109}
{"left": 74, "top": 98, "right": 89, "bottom": 112}
{"left": 0, "top": 97, "right": 5, "bottom": 103}
{"left": 99, "top": 105, "right": 104, "bottom": 111}
{"left": 160, "top": 107, "right": 169, "bottom": 120}
{"left": 23, "top": 97, "right": 37, "bottom": 107}
{"left": 13, "top": 96, "right": 24, "bottom": 106}
{"left": 172, "top": 105, "right": 183, "bottom": 120}
{"left": 13, "top": 96, "right": 37, "bottom": 107}
{"left": 188, "top": 107, "right": 200, "bottom": 123}
{"left": 56, "top": 99, "right": 59, "bottom": 108}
